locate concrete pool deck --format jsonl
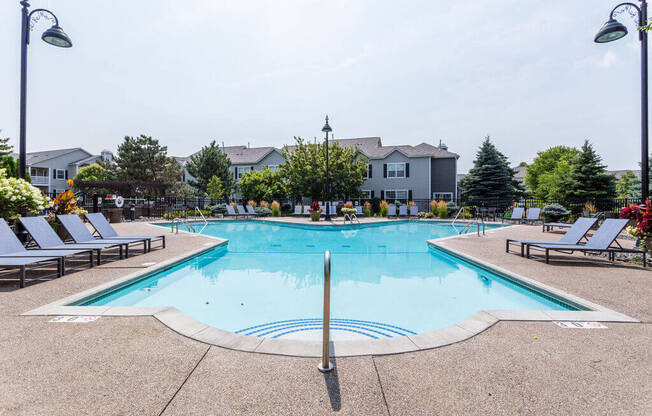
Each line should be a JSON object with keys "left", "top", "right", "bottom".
{"left": 0, "top": 221, "right": 650, "bottom": 414}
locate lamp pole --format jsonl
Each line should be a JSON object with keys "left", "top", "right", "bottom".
{"left": 322, "top": 115, "right": 332, "bottom": 221}
{"left": 18, "top": 1, "right": 73, "bottom": 179}
{"left": 595, "top": 0, "right": 648, "bottom": 203}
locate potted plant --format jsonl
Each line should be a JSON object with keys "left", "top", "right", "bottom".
{"left": 309, "top": 201, "right": 321, "bottom": 221}
{"left": 620, "top": 200, "right": 652, "bottom": 253}
{"left": 341, "top": 202, "right": 356, "bottom": 217}
{"left": 48, "top": 180, "right": 87, "bottom": 238}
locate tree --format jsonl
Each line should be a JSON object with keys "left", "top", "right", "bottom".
{"left": 114, "top": 135, "right": 181, "bottom": 183}
{"left": 525, "top": 146, "right": 580, "bottom": 199}
{"left": 73, "top": 164, "right": 109, "bottom": 183}
{"left": 0, "top": 155, "right": 30, "bottom": 181}
{"left": 239, "top": 168, "right": 285, "bottom": 202}
{"left": 615, "top": 171, "right": 640, "bottom": 198}
{"left": 185, "top": 141, "right": 234, "bottom": 195}
{"left": 281, "top": 137, "right": 367, "bottom": 200}
{"left": 459, "top": 136, "right": 524, "bottom": 201}
{"left": 206, "top": 175, "right": 226, "bottom": 200}
{"left": 0, "top": 132, "right": 12, "bottom": 157}
{"left": 566, "top": 140, "right": 616, "bottom": 200}
{"left": 535, "top": 158, "right": 575, "bottom": 199}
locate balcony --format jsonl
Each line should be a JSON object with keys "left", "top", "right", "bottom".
{"left": 31, "top": 176, "right": 49, "bottom": 186}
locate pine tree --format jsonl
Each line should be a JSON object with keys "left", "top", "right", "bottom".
{"left": 114, "top": 135, "right": 180, "bottom": 183}
{"left": 0, "top": 132, "right": 13, "bottom": 157}
{"left": 460, "top": 136, "right": 523, "bottom": 201}
{"left": 185, "top": 140, "right": 234, "bottom": 195}
{"left": 566, "top": 140, "right": 616, "bottom": 200}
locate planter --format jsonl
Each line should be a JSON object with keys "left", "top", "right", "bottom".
{"left": 310, "top": 211, "right": 320, "bottom": 221}
{"left": 108, "top": 208, "right": 123, "bottom": 223}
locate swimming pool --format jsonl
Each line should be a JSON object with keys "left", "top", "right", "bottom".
{"left": 81, "top": 220, "right": 575, "bottom": 341}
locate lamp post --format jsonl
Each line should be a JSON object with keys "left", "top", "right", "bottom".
{"left": 19, "top": 1, "right": 73, "bottom": 179}
{"left": 595, "top": 0, "right": 648, "bottom": 203}
{"left": 322, "top": 115, "right": 332, "bottom": 221}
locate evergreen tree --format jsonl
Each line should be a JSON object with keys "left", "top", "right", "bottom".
{"left": 0, "top": 132, "right": 12, "bottom": 157}
{"left": 114, "top": 135, "right": 180, "bottom": 183}
{"left": 459, "top": 136, "right": 523, "bottom": 201}
{"left": 566, "top": 140, "right": 616, "bottom": 200}
{"left": 185, "top": 141, "right": 234, "bottom": 195}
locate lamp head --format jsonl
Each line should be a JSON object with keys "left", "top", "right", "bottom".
{"left": 594, "top": 18, "right": 628, "bottom": 43}
{"left": 321, "top": 115, "right": 332, "bottom": 133}
{"left": 41, "top": 25, "right": 72, "bottom": 48}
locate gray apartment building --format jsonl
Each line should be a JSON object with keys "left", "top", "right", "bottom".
{"left": 178, "top": 137, "right": 459, "bottom": 201}
{"left": 14, "top": 148, "right": 113, "bottom": 195}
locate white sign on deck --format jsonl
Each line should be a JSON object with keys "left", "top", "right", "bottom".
{"left": 554, "top": 321, "right": 607, "bottom": 329}
{"left": 49, "top": 316, "right": 100, "bottom": 323}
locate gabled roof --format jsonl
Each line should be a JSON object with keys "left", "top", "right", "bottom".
{"left": 21, "top": 148, "right": 92, "bottom": 165}
{"left": 335, "top": 138, "right": 459, "bottom": 160}
{"left": 177, "top": 146, "right": 281, "bottom": 166}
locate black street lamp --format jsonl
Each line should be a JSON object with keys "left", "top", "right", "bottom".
{"left": 19, "top": 1, "right": 73, "bottom": 179}
{"left": 322, "top": 115, "right": 332, "bottom": 221}
{"left": 595, "top": 0, "right": 648, "bottom": 203}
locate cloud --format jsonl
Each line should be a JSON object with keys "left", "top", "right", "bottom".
{"left": 573, "top": 50, "right": 618, "bottom": 70}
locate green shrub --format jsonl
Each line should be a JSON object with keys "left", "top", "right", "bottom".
{"left": 379, "top": 200, "right": 389, "bottom": 217}
{"left": 446, "top": 201, "right": 459, "bottom": 216}
{"left": 370, "top": 197, "right": 381, "bottom": 214}
{"left": 542, "top": 203, "right": 570, "bottom": 222}
{"left": 437, "top": 206, "right": 448, "bottom": 218}
{"left": 209, "top": 204, "right": 227, "bottom": 215}
{"left": 254, "top": 207, "right": 273, "bottom": 217}
{"left": 271, "top": 200, "right": 281, "bottom": 217}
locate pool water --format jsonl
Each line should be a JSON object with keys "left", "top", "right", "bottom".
{"left": 83, "top": 221, "right": 573, "bottom": 340}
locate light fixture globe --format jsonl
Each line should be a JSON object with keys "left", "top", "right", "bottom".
{"left": 322, "top": 115, "right": 332, "bottom": 133}
{"left": 594, "top": 19, "right": 628, "bottom": 43}
{"left": 41, "top": 25, "right": 72, "bottom": 48}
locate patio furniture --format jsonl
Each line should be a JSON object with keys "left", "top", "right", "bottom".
{"left": 57, "top": 214, "right": 149, "bottom": 255}
{"left": 502, "top": 207, "right": 524, "bottom": 223}
{"left": 20, "top": 216, "right": 128, "bottom": 265}
{"left": 409, "top": 205, "right": 418, "bottom": 218}
{"left": 525, "top": 219, "right": 646, "bottom": 266}
{"left": 399, "top": 206, "right": 408, "bottom": 217}
{"left": 0, "top": 256, "right": 62, "bottom": 288}
{"left": 329, "top": 205, "right": 337, "bottom": 216}
{"left": 506, "top": 217, "right": 598, "bottom": 257}
{"left": 236, "top": 205, "right": 249, "bottom": 218}
{"left": 293, "top": 206, "right": 302, "bottom": 216}
{"left": 85, "top": 213, "right": 165, "bottom": 250}
{"left": 355, "top": 206, "right": 363, "bottom": 216}
{"left": 303, "top": 206, "right": 311, "bottom": 215}
{"left": 246, "top": 205, "right": 260, "bottom": 217}
{"left": 522, "top": 208, "right": 542, "bottom": 225}
{"left": 387, "top": 205, "right": 397, "bottom": 218}
{"left": 543, "top": 211, "right": 604, "bottom": 232}
{"left": 226, "top": 205, "right": 239, "bottom": 218}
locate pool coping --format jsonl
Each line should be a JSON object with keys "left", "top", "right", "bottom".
{"left": 23, "top": 221, "right": 638, "bottom": 358}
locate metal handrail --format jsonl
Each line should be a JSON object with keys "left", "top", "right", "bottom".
{"left": 318, "top": 250, "right": 333, "bottom": 373}
{"left": 451, "top": 207, "right": 465, "bottom": 226}
{"left": 343, "top": 213, "right": 360, "bottom": 225}
{"left": 195, "top": 207, "right": 208, "bottom": 224}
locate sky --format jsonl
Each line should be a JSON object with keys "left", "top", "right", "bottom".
{"left": 0, "top": 0, "right": 647, "bottom": 172}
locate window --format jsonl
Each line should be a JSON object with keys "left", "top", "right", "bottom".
{"left": 361, "top": 190, "right": 371, "bottom": 199}
{"left": 387, "top": 163, "right": 405, "bottom": 178}
{"left": 237, "top": 166, "right": 251, "bottom": 179}
{"left": 363, "top": 164, "right": 371, "bottom": 179}
{"left": 30, "top": 167, "right": 48, "bottom": 177}
{"left": 266, "top": 165, "right": 280, "bottom": 172}
{"left": 385, "top": 189, "right": 408, "bottom": 201}
{"left": 432, "top": 192, "right": 453, "bottom": 201}
{"left": 54, "top": 169, "right": 66, "bottom": 179}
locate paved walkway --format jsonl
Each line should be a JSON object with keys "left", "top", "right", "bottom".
{"left": 0, "top": 221, "right": 649, "bottom": 415}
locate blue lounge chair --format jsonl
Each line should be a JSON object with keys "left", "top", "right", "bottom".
{"left": 523, "top": 208, "right": 542, "bottom": 225}
{"left": 293, "top": 206, "right": 302, "bottom": 216}
{"left": 19, "top": 216, "right": 127, "bottom": 265}
{"left": 409, "top": 205, "right": 419, "bottom": 218}
{"left": 246, "top": 205, "right": 259, "bottom": 217}
{"left": 329, "top": 204, "right": 337, "bottom": 217}
{"left": 236, "top": 205, "right": 249, "bottom": 218}
{"left": 57, "top": 214, "right": 149, "bottom": 255}
{"left": 387, "top": 205, "right": 397, "bottom": 218}
{"left": 85, "top": 212, "right": 165, "bottom": 249}
{"left": 506, "top": 217, "right": 598, "bottom": 257}
{"left": 226, "top": 205, "right": 239, "bottom": 218}
{"left": 0, "top": 256, "right": 62, "bottom": 288}
{"left": 502, "top": 207, "right": 524, "bottom": 223}
{"left": 355, "top": 206, "right": 363, "bottom": 216}
{"left": 526, "top": 219, "right": 646, "bottom": 266}
{"left": 398, "top": 206, "right": 408, "bottom": 217}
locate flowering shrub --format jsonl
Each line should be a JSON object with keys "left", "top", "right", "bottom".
{"left": 50, "top": 180, "right": 87, "bottom": 216}
{"left": 310, "top": 200, "right": 320, "bottom": 212}
{"left": 309, "top": 200, "right": 321, "bottom": 221}
{"left": 621, "top": 200, "right": 652, "bottom": 250}
{"left": 0, "top": 168, "right": 51, "bottom": 221}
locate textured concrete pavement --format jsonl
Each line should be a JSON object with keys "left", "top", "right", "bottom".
{"left": 0, "top": 221, "right": 649, "bottom": 415}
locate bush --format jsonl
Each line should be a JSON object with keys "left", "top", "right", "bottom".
{"left": 363, "top": 201, "right": 372, "bottom": 217}
{"left": 282, "top": 203, "right": 292, "bottom": 212}
{"left": 542, "top": 203, "right": 570, "bottom": 222}
{"left": 247, "top": 200, "right": 257, "bottom": 208}
{"left": 418, "top": 211, "right": 434, "bottom": 219}
{"left": 271, "top": 200, "right": 281, "bottom": 217}
{"left": 259, "top": 200, "right": 269, "bottom": 208}
{"left": 209, "top": 203, "right": 227, "bottom": 214}
{"left": 446, "top": 201, "right": 459, "bottom": 216}
{"left": 370, "top": 197, "right": 381, "bottom": 214}
{"left": 379, "top": 200, "right": 389, "bottom": 217}
{"left": 254, "top": 206, "right": 272, "bottom": 217}
{"left": 437, "top": 206, "right": 448, "bottom": 218}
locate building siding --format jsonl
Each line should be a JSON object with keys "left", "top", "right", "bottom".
{"left": 431, "top": 158, "right": 457, "bottom": 199}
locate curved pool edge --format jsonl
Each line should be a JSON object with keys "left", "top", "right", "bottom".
{"left": 22, "top": 233, "right": 638, "bottom": 358}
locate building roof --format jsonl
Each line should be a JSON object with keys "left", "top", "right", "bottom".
{"left": 16, "top": 148, "right": 92, "bottom": 166}
{"left": 176, "top": 146, "right": 280, "bottom": 166}
{"left": 609, "top": 169, "right": 640, "bottom": 179}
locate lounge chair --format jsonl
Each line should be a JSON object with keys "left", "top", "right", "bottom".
{"left": 522, "top": 208, "right": 542, "bottom": 225}
{"left": 543, "top": 211, "right": 604, "bottom": 232}
{"left": 526, "top": 218, "right": 646, "bottom": 266}
{"left": 303, "top": 206, "right": 311, "bottom": 215}
{"left": 502, "top": 207, "right": 524, "bottom": 223}
{"left": 506, "top": 217, "right": 598, "bottom": 257}
{"left": 0, "top": 256, "right": 62, "bottom": 288}
{"left": 387, "top": 205, "right": 397, "bottom": 218}
{"left": 409, "top": 205, "right": 418, "bottom": 218}
{"left": 328, "top": 204, "right": 337, "bottom": 217}
{"left": 398, "top": 206, "right": 408, "bottom": 217}
{"left": 246, "top": 205, "right": 259, "bottom": 217}
{"left": 57, "top": 214, "right": 149, "bottom": 254}
{"left": 236, "top": 205, "right": 249, "bottom": 218}
{"left": 226, "top": 205, "right": 239, "bottom": 218}
{"left": 293, "top": 206, "right": 302, "bottom": 216}
{"left": 19, "top": 216, "right": 127, "bottom": 265}
{"left": 85, "top": 212, "right": 165, "bottom": 250}
{"left": 355, "top": 206, "right": 363, "bottom": 216}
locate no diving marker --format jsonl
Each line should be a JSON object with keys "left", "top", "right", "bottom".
{"left": 49, "top": 316, "right": 100, "bottom": 323}
{"left": 554, "top": 321, "right": 607, "bottom": 329}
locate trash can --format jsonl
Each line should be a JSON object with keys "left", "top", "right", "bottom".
{"left": 109, "top": 208, "right": 122, "bottom": 223}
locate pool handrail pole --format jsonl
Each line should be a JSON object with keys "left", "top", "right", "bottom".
{"left": 318, "top": 250, "right": 333, "bottom": 372}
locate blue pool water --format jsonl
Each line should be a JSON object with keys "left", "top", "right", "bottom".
{"left": 83, "top": 221, "right": 573, "bottom": 340}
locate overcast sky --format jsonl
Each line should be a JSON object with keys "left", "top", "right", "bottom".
{"left": 0, "top": 0, "right": 646, "bottom": 172}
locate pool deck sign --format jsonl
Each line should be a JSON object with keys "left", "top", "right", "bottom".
{"left": 49, "top": 316, "right": 100, "bottom": 323}
{"left": 554, "top": 321, "right": 607, "bottom": 329}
